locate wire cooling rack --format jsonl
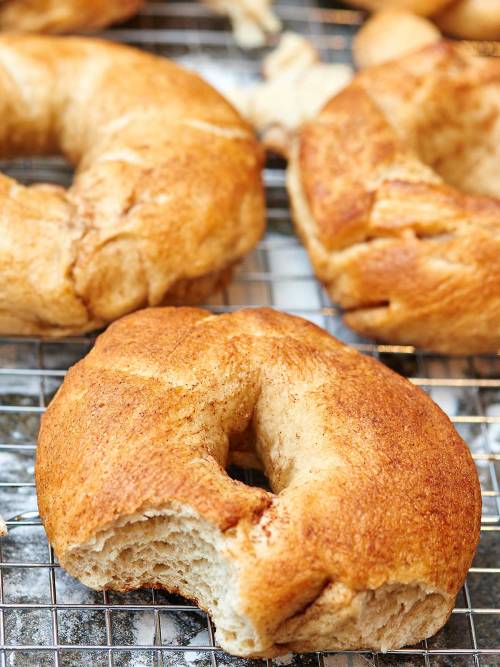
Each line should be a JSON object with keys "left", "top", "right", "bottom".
{"left": 1, "top": 1, "right": 499, "bottom": 665}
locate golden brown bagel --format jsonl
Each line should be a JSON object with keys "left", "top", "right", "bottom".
{"left": 0, "top": 35, "right": 264, "bottom": 336}
{"left": 353, "top": 10, "right": 441, "bottom": 69}
{"left": 36, "top": 306, "right": 481, "bottom": 658}
{"left": 0, "top": 0, "right": 144, "bottom": 32}
{"left": 434, "top": 0, "right": 500, "bottom": 40}
{"left": 288, "top": 41, "right": 500, "bottom": 355}
{"left": 343, "top": 0, "right": 500, "bottom": 40}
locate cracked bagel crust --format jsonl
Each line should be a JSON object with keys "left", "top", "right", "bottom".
{"left": 0, "top": 35, "right": 264, "bottom": 336}
{"left": 36, "top": 306, "right": 481, "bottom": 657}
{"left": 288, "top": 41, "right": 500, "bottom": 354}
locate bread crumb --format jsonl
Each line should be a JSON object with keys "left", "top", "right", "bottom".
{"left": 229, "top": 32, "right": 352, "bottom": 155}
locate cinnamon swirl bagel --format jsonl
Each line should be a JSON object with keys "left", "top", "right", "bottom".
{"left": 288, "top": 41, "right": 500, "bottom": 354}
{"left": 37, "top": 307, "right": 481, "bottom": 657}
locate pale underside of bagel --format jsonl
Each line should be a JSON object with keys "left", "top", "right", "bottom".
{"left": 288, "top": 41, "right": 500, "bottom": 355}
{"left": 36, "top": 308, "right": 480, "bottom": 658}
{"left": 65, "top": 503, "right": 450, "bottom": 658}
{"left": 0, "top": 264, "right": 234, "bottom": 337}
{"left": 0, "top": 35, "right": 264, "bottom": 336}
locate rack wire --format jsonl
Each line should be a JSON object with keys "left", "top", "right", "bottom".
{"left": 0, "top": 1, "right": 499, "bottom": 665}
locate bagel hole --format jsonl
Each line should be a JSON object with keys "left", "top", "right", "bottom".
{"left": 226, "top": 464, "right": 272, "bottom": 492}
{"left": 0, "top": 156, "right": 74, "bottom": 188}
{"left": 227, "top": 426, "right": 272, "bottom": 492}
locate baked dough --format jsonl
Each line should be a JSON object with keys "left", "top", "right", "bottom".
{"left": 37, "top": 306, "right": 481, "bottom": 657}
{"left": 0, "top": 35, "right": 264, "bottom": 336}
{"left": 342, "top": 0, "right": 454, "bottom": 16}
{"left": 204, "top": 0, "right": 280, "bottom": 47}
{"left": 0, "top": 0, "right": 280, "bottom": 47}
{"left": 0, "top": 0, "right": 143, "bottom": 32}
{"left": 343, "top": 0, "right": 500, "bottom": 40}
{"left": 434, "top": 0, "right": 500, "bottom": 40}
{"left": 0, "top": 515, "right": 6, "bottom": 536}
{"left": 288, "top": 42, "right": 500, "bottom": 354}
{"left": 353, "top": 10, "right": 441, "bottom": 69}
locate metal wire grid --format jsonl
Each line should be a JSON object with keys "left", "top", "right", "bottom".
{"left": 0, "top": 1, "right": 499, "bottom": 665}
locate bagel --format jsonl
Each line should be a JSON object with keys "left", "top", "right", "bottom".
{"left": 434, "top": 0, "right": 500, "bottom": 40}
{"left": 341, "top": 0, "right": 454, "bottom": 17}
{"left": 0, "top": 515, "right": 6, "bottom": 536}
{"left": 288, "top": 41, "right": 500, "bottom": 355}
{"left": 343, "top": 0, "right": 500, "bottom": 40}
{"left": 0, "top": 0, "right": 280, "bottom": 47}
{"left": 353, "top": 10, "right": 441, "bottom": 69}
{"left": 36, "top": 306, "right": 481, "bottom": 658}
{"left": 0, "top": 0, "right": 144, "bottom": 32}
{"left": 0, "top": 35, "right": 264, "bottom": 336}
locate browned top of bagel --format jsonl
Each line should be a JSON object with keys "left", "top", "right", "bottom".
{"left": 36, "top": 306, "right": 480, "bottom": 656}
{"left": 0, "top": 0, "right": 143, "bottom": 32}
{"left": 288, "top": 41, "right": 500, "bottom": 354}
{"left": 0, "top": 35, "right": 264, "bottom": 335}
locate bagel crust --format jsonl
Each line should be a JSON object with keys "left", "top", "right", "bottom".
{"left": 0, "top": 0, "right": 144, "bottom": 33}
{"left": 341, "top": 0, "right": 454, "bottom": 16}
{"left": 353, "top": 10, "right": 441, "bottom": 69}
{"left": 0, "top": 35, "right": 264, "bottom": 336}
{"left": 36, "top": 307, "right": 481, "bottom": 657}
{"left": 288, "top": 41, "right": 500, "bottom": 354}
